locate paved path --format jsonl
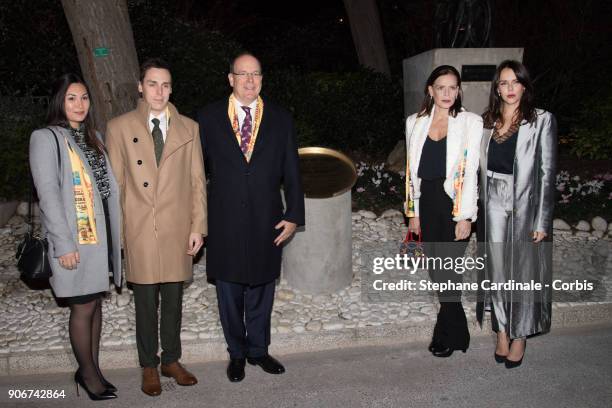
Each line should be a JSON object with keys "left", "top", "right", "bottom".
{"left": 1, "top": 323, "right": 611, "bottom": 408}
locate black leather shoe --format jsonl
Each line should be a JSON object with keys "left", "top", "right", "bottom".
{"left": 246, "top": 354, "right": 285, "bottom": 374}
{"left": 428, "top": 340, "right": 442, "bottom": 353}
{"left": 227, "top": 358, "right": 246, "bottom": 382}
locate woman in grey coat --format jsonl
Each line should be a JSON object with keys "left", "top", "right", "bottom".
{"left": 29, "top": 74, "right": 121, "bottom": 399}
{"left": 477, "top": 60, "right": 557, "bottom": 368}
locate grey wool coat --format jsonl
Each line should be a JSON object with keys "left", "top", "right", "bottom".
{"left": 29, "top": 126, "right": 122, "bottom": 297}
{"left": 476, "top": 110, "right": 557, "bottom": 338}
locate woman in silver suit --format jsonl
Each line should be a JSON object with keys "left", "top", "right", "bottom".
{"left": 478, "top": 60, "right": 557, "bottom": 368}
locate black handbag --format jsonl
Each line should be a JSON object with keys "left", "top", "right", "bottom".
{"left": 16, "top": 128, "right": 61, "bottom": 288}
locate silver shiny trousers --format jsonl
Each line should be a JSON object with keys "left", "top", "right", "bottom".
{"left": 485, "top": 171, "right": 526, "bottom": 339}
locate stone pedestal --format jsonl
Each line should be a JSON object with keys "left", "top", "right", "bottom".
{"left": 403, "top": 48, "right": 524, "bottom": 116}
{"left": 282, "top": 191, "right": 352, "bottom": 294}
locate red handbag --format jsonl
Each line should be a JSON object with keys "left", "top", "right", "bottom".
{"left": 399, "top": 231, "right": 424, "bottom": 258}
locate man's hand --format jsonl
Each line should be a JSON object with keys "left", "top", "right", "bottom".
{"left": 187, "top": 233, "right": 204, "bottom": 256}
{"left": 58, "top": 251, "right": 80, "bottom": 270}
{"left": 533, "top": 231, "right": 547, "bottom": 243}
{"left": 454, "top": 220, "right": 471, "bottom": 241}
{"left": 274, "top": 220, "right": 297, "bottom": 246}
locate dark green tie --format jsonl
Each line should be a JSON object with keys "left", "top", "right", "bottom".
{"left": 151, "top": 118, "right": 164, "bottom": 166}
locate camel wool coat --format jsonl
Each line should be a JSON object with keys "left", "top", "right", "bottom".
{"left": 106, "top": 100, "right": 207, "bottom": 284}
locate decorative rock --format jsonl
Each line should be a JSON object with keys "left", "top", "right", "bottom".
{"left": 575, "top": 220, "right": 591, "bottom": 231}
{"left": 116, "top": 294, "right": 131, "bottom": 307}
{"left": 305, "top": 320, "right": 322, "bottom": 332}
{"left": 351, "top": 213, "right": 363, "bottom": 221}
{"left": 592, "top": 230, "right": 604, "bottom": 239}
{"left": 591, "top": 216, "right": 608, "bottom": 232}
{"left": 16, "top": 202, "right": 39, "bottom": 217}
{"left": 16, "top": 202, "right": 29, "bottom": 217}
{"left": 322, "top": 320, "right": 344, "bottom": 331}
{"left": 277, "top": 324, "right": 291, "bottom": 334}
{"left": 180, "top": 331, "right": 198, "bottom": 341}
{"left": 276, "top": 289, "right": 295, "bottom": 301}
{"left": 358, "top": 210, "right": 377, "bottom": 219}
{"left": 575, "top": 231, "right": 591, "bottom": 238}
{"left": 553, "top": 219, "right": 571, "bottom": 231}
{"left": 380, "top": 209, "right": 404, "bottom": 219}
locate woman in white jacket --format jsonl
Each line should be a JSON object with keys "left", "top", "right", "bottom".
{"left": 405, "top": 65, "right": 482, "bottom": 357}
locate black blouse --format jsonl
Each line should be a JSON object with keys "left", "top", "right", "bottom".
{"left": 418, "top": 136, "right": 446, "bottom": 180}
{"left": 487, "top": 131, "right": 518, "bottom": 175}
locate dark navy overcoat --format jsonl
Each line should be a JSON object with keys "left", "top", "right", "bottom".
{"left": 197, "top": 98, "right": 305, "bottom": 285}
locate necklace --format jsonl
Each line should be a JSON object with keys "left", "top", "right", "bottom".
{"left": 492, "top": 118, "right": 520, "bottom": 144}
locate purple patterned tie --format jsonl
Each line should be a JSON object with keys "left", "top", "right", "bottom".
{"left": 240, "top": 106, "right": 252, "bottom": 154}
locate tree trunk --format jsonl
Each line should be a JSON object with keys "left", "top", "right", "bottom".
{"left": 343, "top": 0, "right": 390, "bottom": 75}
{"left": 61, "top": 0, "right": 140, "bottom": 131}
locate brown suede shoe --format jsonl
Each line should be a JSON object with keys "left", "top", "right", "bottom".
{"left": 161, "top": 361, "right": 198, "bottom": 386}
{"left": 141, "top": 367, "right": 162, "bottom": 396}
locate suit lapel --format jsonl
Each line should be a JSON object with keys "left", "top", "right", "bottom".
{"left": 158, "top": 103, "right": 192, "bottom": 169}
{"left": 218, "top": 103, "right": 249, "bottom": 167}
{"left": 158, "top": 118, "right": 192, "bottom": 169}
{"left": 515, "top": 120, "right": 535, "bottom": 156}
{"left": 446, "top": 114, "right": 461, "bottom": 177}
{"left": 248, "top": 103, "right": 269, "bottom": 164}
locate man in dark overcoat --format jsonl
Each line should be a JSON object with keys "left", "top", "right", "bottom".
{"left": 197, "top": 52, "right": 304, "bottom": 382}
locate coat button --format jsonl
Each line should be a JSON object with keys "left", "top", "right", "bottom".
{"left": 137, "top": 160, "right": 142, "bottom": 165}
{"left": 143, "top": 182, "right": 149, "bottom": 187}
{"left": 133, "top": 137, "right": 138, "bottom": 143}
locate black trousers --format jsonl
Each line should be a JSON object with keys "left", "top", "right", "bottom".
{"left": 419, "top": 178, "right": 470, "bottom": 350}
{"left": 215, "top": 279, "right": 275, "bottom": 359}
{"left": 132, "top": 282, "right": 184, "bottom": 367}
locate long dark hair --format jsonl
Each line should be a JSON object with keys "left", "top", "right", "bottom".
{"left": 482, "top": 60, "right": 537, "bottom": 129}
{"left": 418, "top": 65, "right": 462, "bottom": 118}
{"left": 46, "top": 73, "right": 104, "bottom": 154}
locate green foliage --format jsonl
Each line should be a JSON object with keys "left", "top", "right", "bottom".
{"left": 569, "top": 83, "right": 612, "bottom": 160}
{"left": 265, "top": 68, "right": 403, "bottom": 156}
{"left": 129, "top": 0, "right": 242, "bottom": 116}
{"left": 0, "top": 98, "right": 46, "bottom": 200}
{"left": 0, "top": 1, "right": 79, "bottom": 96}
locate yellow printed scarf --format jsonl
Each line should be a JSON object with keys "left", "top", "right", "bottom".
{"left": 228, "top": 94, "right": 264, "bottom": 162}
{"left": 66, "top": 140, "right": 98, "bottom": 244}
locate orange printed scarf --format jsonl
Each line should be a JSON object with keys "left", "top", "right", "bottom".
{"left": 227, "top": 94, "right": 264, "bottom": 162}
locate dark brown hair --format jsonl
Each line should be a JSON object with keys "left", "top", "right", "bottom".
{"left": 482, "top": 60, "right": 537, "bottom": 129}
{"left": 417, "top": 65, "right": 462, "bottom": 118}
{"left": 139, "top": 58, "right": 172, "bottom": 82}
{"left": 46, "top": 73, "right": 104, "bottom": 154}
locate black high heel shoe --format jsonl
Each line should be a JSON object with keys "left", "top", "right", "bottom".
{"left": 494, "top": 353, "right": 507, "bottom": 363}
{"left": 74, "top": 371, "right": 117, "bottom": 400}
{"left": 431, "top": 344, "right": 467, "bottom": 358}
{"left": 505, "top": 341, "right": 526, "bottom": 369}
{"left": 495, "top": 332, "right": 510, "bottom": 363}
{"left": 99, "top": 376, "right": 117, "bottom": 393}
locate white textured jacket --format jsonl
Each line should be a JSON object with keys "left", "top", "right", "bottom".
{"left": 405, "top": 106, "right": 483, "bottom": 221}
